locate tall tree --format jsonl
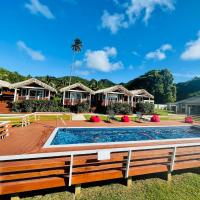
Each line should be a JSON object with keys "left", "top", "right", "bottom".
{"left": 69, "top": 38, "right": 83, "bottom": 86}
{"left": 126, "top": 69, "right": 176, "bottom": 104}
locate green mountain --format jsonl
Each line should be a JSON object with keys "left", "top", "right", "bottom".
{"left": 0, "top": 67, "right": 26, "bottom": 83}
{"left": 1, "top": 67, "right": 200, "bottom": 103}
{"left": 0, "top": 67, "right": 115, "bottom": 90}
{"left": 126, "top": 69, "right": 176, "bottom": 104}
{"left": 176, "top": 77, "right": 200, "bottom": 101}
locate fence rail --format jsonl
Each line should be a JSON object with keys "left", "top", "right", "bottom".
{"left": 1, "top": 141, "right": 200, "bottom": 195}
{"left": 0, "top": 121, "right": 10, "bottom": 139}
{"left": 0, "top": 112, "right": 72, "bottom": 127}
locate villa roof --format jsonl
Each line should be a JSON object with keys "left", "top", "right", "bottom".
{"left": 130, "top": 89, "right": 154, "bottom": 99}
{"left": 0, "top": 80, "right": 12, "bottom": 88}
{"left": 176, "top": 96, "right": 200, "bottom": 105}
{"left": 60, "top": 83, "right": 95, "bottom": 94}
{"left": 95, "top": 85, "right": 133, "bottom": 96}
{"left": 12, "top": 78, "right": 57, "bottom": 92}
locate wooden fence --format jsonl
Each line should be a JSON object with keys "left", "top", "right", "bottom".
{"left": 0, "top": 142, "right": 200, "bottom": 197}
{"left": 0, "top": 121, "right": 10, "bottom": 139}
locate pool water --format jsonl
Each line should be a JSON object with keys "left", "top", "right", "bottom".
{"left": 47, "top": 126, "right": 200, "bottom": 146}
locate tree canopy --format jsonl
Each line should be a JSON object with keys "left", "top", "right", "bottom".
{"left": 2, "top": 67, "right": 199, "bottom": 103}
{"left": 126, "top": 69, "right": 176, "bottom": 104}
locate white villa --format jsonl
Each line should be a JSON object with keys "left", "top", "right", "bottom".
{"left": 130, "top": 89, "right": 154, "bottom": 107}
{"left": 60, "top": 83, "right": 95, "bottom": 106}
{"left": 12, "top": 78, "right": 57, "bottom": 102}
{"left": 93, "top": 85, "right": 134, "bottom": 107}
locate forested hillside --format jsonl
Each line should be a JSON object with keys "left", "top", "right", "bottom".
{"left": 1, "top": 67, "right": 200, "bottom": 103}
{"left": 176, "top": 77, "right": 200, "bottom": 101}
{"left": 126, "top": 69, "right": 176, "bottom": 104}
{"left": 0, "top": 67, "right": 115, "bottom": 90}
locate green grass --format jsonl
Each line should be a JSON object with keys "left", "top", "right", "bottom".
{"left": 84, "top": 115, "right": 108, "bottom": 121}
{"left": 0, "top": 114, "right": 71, "bottom": 126}
{"left": 84, "top": 115, "right": 137, "bottom": 122}
{"left": 154, "top": 109, "right": 174, "bottom": 116}
{"left": 20, "top": 172, "right": 200, "bottom": 200}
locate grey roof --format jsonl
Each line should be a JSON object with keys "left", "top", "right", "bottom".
{"left": 12, "top": 78, "right": 57, "bottom": 92}
{"left": 130, "top": 89, "right": 154, "bottom": 99}
{"left": 0, "top": 80, "right": 12, "bottom": 88}
{"left": 176, "top": 96, "right": 200, "bottom": 104}
{"left": 95, "top": 85, "right": 133, "bottom": 96}
{"left": 60, "top": 83, "right": 95, "bottom": 94}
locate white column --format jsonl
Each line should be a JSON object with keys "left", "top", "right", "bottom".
{"left": 89, "top": 93, "right": 91, "bottom": 107}
{"left": 28, "top": 89, "right": 30, "bottom": 100}
{"left": 62, "top": 91, "right": 65, "bottom": 106}
{"left": 14, "top": 88, "right": 17, "bottom": 102}
{"left": 48, "top": 90, "right": 51, "bottom": 100}
{"left": 105, "top": 93, "right": 108, "bottom": 106}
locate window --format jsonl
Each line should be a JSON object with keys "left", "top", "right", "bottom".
{"left": 70, "top": 92, "right": 82, "bottom": 99}
{"left": 108, "top": 94, "right": 118, "bottom": 101}
{"left": 21, "top": 89, "right": 27, "bottom": 96}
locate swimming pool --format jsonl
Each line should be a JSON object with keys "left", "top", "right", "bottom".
{"left": 44, "top": 126, "right": 200, "bottom": 148}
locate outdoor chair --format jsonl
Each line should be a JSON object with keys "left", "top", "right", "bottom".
{"left": 136, "top": 112, "right": 143, "bottom": 123}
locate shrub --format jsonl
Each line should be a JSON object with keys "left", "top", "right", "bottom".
{"left": 136, "top": 102, "right": 154, "bottom": 115}
{"left": 75, "top": 101, "right": 90, "bottom": 113}
{"left": 12, "top": 100, "right": 69, "bottom": 113}
{"left": 106, "top": 103, "right": 132, "bottom": 115}
{"left": 11, "top": 101, "right": 21, "bottom": 112}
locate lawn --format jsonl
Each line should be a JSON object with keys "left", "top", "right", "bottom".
{"left": 21, "top": 172, "right": 200, "bottom": 200}
{"left": 0, "top": 114, "right": 71, "bottom": 126}
{"left": 154, "top": 109, "right": 174, "bottom": 116}
{"left": 84, "top": 114, "right": 137, "bottom": 122}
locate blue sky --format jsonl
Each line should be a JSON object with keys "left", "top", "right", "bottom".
{"left": 0, "top": 0, "right": 200, "bottom": 83}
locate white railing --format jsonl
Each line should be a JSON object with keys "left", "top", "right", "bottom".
{"left": 0, "top": 121, "right": 10, "bottom": 139}
{"left": 0, "top": 112, "right": 72, "bottom": 127}
{"left": 0, "top": 142, "right": 200, "bottom": 186}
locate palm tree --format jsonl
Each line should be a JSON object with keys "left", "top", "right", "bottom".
{"left": 69, "top": 38, "right": 83, "bottom": 86}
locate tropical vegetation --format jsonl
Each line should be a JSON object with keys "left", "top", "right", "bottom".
{"left": 1, "top": 67, "right": 200, "bottom": 103}
{"left": 12, "top": 100, "right": 69, "bottom": 112}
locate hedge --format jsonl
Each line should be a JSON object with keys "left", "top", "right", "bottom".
{"left": 12, "top": 100, "right": 69, "bottom": 113}
{"left": 135, "top": 102, "right": 154, "bottom": 115}
{"left": 106, "top": 103, "right": 132, "bottom": 115}
{"left": 74, "top": 101, "right": 90, "bottom": 113}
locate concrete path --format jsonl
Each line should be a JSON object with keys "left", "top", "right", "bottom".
{"left": 71, "top": 114, "right": 86, "bottom": 121}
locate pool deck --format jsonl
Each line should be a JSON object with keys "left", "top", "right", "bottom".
{"left": 1, "top": 119, "right": 200, "bottom": 196}
{"left": 0, "top": 119, "right": 200, "bottom": 156}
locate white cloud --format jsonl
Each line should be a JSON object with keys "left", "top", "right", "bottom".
{"left": 74, "top": 47, "right": 123, "bottom": 72}
{"left": 146, "top": 43, "right": 172, "bottom": 60}
{"left": 101, "top": 11, "right": 128, "bottom": 34}
{"left": 126, "top": 0, "right": 175, "bottom": 24}
{"left": 17, "top": 40, "right": 45, "bottom": 61}
{"left": 181, "top": 31, "right": 200, "bottom": 60}
{"left": 85, "top": 47, "right": 123, "bottom": 72}
{"left": 132, "top": 51, "right": 141, "bottom": 57}
{"left": 101, "top": 0, "right": 175, "bottom": 33}
{"left": 160, "top": 44, "right": 172, "bottom": 51}
{"left": 25, "top": 0, "right": 55, "bottom": 19}
{"left": 146, "top": 50, "right": 166, "bottom": 60}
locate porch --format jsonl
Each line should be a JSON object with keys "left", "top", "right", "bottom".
{"left": 60, "top": 83, "right": 95, "bottom": 106}
{"left": 63, "top": 90, "right": 91, "bottom": 106}
{"left": 14, "top": 87, "right": 51, "bottom": 101}
{"left": 12, "top": 78, "right": 57, "bottom": 102}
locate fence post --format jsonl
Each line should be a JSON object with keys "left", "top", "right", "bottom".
{"left": 22, "top": 117, "right": 24, "bottom": 127}
{"left": 125, "top": 150, "right": 132, "bottom": 188}
{"left": 167, "top": 147, "right": 177, "bottom": 182}
{"left": 5, "top": 123, "right": 9, "bottom": 136}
